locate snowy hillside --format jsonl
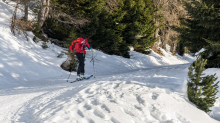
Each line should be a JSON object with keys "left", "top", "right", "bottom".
{"left": 0, "top": 1, "right": 220, "bottom": 123}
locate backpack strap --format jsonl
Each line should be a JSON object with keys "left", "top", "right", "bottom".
{"left": 73, "top": 39, "right": 80, "bottom": 46}
{"left": 71, "top": 40, "right": 80, "bottom": 51}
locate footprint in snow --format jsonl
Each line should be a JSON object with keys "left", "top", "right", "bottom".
{"left": 83, "top": 103, "right": 92, "bottom": 110}
{"left": 85, "top": 88, "right": 91, "bottom": 94}
{"left": 91, "top": 99, "right": 100, "bottom": 105}
{"left": 93, "top": 109, "right": 105, "bottom": 119}
{"left": 176, "top": 114, "right": 191, "bottom": 123}
{"left": 134, "top": 105, "right": 142, "bottom": 111}
{"left": 87, "top": 118, "right": 95, "bottom": 123}
{"left": 109, "top": 99, "right": 117, "bottom": 104}
{"left": 136, "top": 94, "right": 146, "bottom": 106}
{"left": 152, "top": 93, "right": 159, "bottom": 100}
{"left": 122, "top": 108, "right": 135, "bottom": 117}
{"left": 111, "top": 117, "right": 121, "bottom": 123}
{"left": 101, "top": 104, "right": 111, "bottom": 113}
{"left": 77, "top": 110, "right": 84, "bottom": 117}
{"left": 113, "top": 83, "right": 121, "bottom": 89}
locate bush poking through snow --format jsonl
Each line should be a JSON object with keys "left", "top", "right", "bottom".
{"left": 42, "top": 42, "right": 48, "bottom": 49}
{"left": 134, "top": 45, "right": 152, "bottom": 55}
{"left": 10, "top": 1, "right": 33, "bottom": 41}
{"left": 57, "top": 51, "right": 65, "bottom": 58}
{"left": 187, "top": 56, "right": 219, "bottom": 113}
{"left": 33, "top": 36, "right": 39, "bottom": 43}
{"left": 61, "top": 51, "right": 79, "bottom": 72}
{"left": 68, "top": 53, "right": 79, "bottom": 72}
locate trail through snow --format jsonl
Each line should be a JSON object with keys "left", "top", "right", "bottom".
{"left": 0, "top": 1, "right": 220, "bottom": 123}
{"left": 0, "top": 63, "right": 219, "bottom": 123}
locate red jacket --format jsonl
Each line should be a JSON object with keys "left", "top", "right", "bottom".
{"left": 69, "top": 37, "right": 90, "bottom": 54}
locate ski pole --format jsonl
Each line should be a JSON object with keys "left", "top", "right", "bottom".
{"left": 67, "top": 63, "right": 75, "bottom": 82}
{"left": 92, "top": 48, "right": 95, "bottom": 78}
{"left": 67, "top": 54, "right": 76, "bottom": 82}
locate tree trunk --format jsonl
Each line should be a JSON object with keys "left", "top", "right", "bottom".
{"left": 24, "top": 0, "right": 28, "bottom": 21}
{"left": 171, "top": 42, "right": 176, "bottom": 55}
{"left": 38, "top": 0, "right": 50, "bottom": 27}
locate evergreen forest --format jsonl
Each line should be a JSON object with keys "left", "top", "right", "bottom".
{"left": 10, "top": 0, "right": 220, "bottom": 67}
{"left": 42, "top": 0, "right": 161, "bottom": 58}
{"left": 175, "top": 0, "right": 220, "bottom": 68}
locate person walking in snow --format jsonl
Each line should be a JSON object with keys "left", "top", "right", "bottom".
{"left": 69, "top": 35, "right": 92, "bottom": 81}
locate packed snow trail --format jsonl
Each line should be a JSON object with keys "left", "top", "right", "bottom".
{"left": 0, "top": 1, "right": 219, "bottom": 122}
{"left": 0, "top": 64, "right": 219, "bottom": 123}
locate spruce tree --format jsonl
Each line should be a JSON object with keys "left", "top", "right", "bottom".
{"left": 187, "top": 56, "right": 219, "bottom": 112}
{"left": 175, "top": 0, "right": 220, "bottom": 68}
{"left": 121, "top": 0, "right": 159, "bottom": 53}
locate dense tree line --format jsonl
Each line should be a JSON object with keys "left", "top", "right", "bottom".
{"left": 175, "top": 0, "right": 220, "bottom": 68}
{"left": 42, "top": 0, "right": 162, "bottom": 58}
{"left": 10, "top": 0, "right": 220, "bottom": 63}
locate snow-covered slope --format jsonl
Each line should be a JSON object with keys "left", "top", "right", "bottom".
{"left": 0, "top": 1, "right": 65, "bottom": 88}
{"left": 0, "top": 1, "right": 220, "bottom": 123}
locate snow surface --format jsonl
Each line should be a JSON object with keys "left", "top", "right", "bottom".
{"left": 0, "top": 1, "right": 220, "bottom": 123}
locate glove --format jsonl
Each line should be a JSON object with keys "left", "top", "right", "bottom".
{"left": 88, "top": 46, "right": 92, "bottom": 50}
{"left": 81, "top": 41, "right": 85, "bottom": 45}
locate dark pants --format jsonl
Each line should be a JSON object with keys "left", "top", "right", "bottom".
{"left": 76, "top": 53, "right": 85, "bottom": 75}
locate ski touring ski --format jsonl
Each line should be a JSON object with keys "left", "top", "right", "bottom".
{"left": 70, "top": 75, "right": 93, "bottom": 83}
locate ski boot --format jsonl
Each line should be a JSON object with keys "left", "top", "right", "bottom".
{"left": 76, "top": 75, "right": 81, "bottom": 81}
{"left": 81, "top": 73, "right": 86, "bottom": 79}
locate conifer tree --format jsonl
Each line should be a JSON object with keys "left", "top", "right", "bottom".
{"left": 81, "top": 5, "right": 128, "bottom": 57}
{"left": 187, "top": 56, "right": 219, "bottom": 112}
{"left": 176, "top": 0, "right": 220, "bottom": 68}
{"left": 121, "top": 0, "right": 158, "bottom": 46}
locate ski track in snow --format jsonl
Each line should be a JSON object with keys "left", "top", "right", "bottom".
{"left": 1, "top": 64, "right": 215, "bottom": 123}
{"left": 0, "top": 1, "right": 220, "bottom": 123}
